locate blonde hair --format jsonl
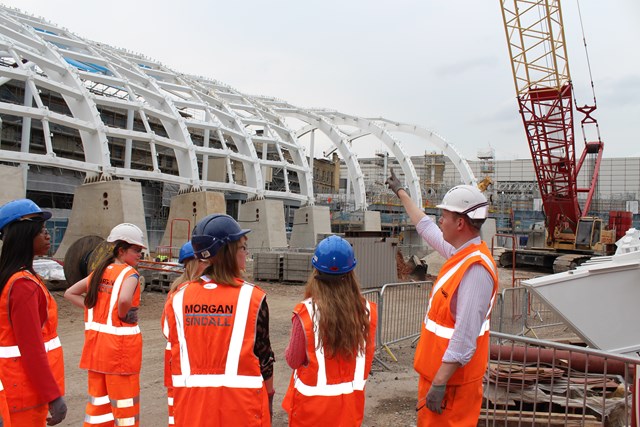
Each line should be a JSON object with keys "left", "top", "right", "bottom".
{"left": 169, "top": 257, "right": 204, "bottom": 293}
{"left": 201, "top": 237, "right": 246, "bottom": 287}
{"left": 304, "top": 269, "right": 370, "bottom": 359}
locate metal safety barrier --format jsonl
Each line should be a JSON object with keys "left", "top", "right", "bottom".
{"left": 491, "top": 286, "right": 574, "bottom": 339}
{"left": 482, "top": 332, "right": 639, "bottom": 427}
{"left": 378, "top": 281, "right": 433, "bottom": 361}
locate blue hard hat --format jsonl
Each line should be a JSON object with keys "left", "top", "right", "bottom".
{"left": 178, "top": 241, "right": 195, "bottom": 264}
{"left": 191, "top": 214, "right": 250, "bottom": 259}
{"left": 0, "top": 199, "right": 52, "bottom": 233}
{"left": 312, "top": 235, "right": 357, "bottom": 275}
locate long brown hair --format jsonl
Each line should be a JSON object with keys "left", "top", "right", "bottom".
{"left": 201, "top": 237, "right": 246, "bottom": 287}
{"left": 169, "top": 258, "right": 204, "bottom": 293}
{"left": 85, "top": 241, "right": 132, "bottom": 308}
{"left": 304, "top": 269, "right": 370, "bottom": 359}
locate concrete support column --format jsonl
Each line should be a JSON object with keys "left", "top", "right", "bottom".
{"left": 0, "top": 165, "right": 26, "bottom": 204}
{"left": 363, "top": 210, "right": 382, "bottom": 231}
{"left": 158, "top": 191, "right": 226, "bottom": 257}
{"left": 289, "top": 205, "right": 331, "bottom": 249}
{"left": 238, "top": 199, "right": 287, "bottom": 251}
{"left": 54, "top": 180, "right": 148, "bottom": 259}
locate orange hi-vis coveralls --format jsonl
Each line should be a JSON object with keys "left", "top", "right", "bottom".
{"left": 0, "top": 271, "right": 64, "bottom": 424}
{"left": 282, "top": 298, "right": 378, "bottom": 427}
{"left": 163, "top": 278, "right": 271, "bottom": 427}
{"left": 80, "top": 264, "right": 141, "bottom": 427}
{"left": 0, "top": 379, "right": 11, "bottom": 427}
{"left": 414, "top": 242, "right": 498, "bottom": 427}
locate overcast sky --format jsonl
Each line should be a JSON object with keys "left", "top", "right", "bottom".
{"left": 3, "top": 0, "right": 639, "bottom": 161}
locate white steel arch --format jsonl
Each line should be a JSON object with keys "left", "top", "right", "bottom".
{"left": 257, "top": 97, "right": 368, "bottom": 210}
{"left": 314, "top": 111, "right": 424, "bottom": 207}
{"left": 371, "top": 118, "right": 477, "bottom": 185}
{"left": 0, "top": 6, "right": 313, "bottom": 204}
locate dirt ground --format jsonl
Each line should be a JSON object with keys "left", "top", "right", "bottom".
{"left": 53, "top": 259, "right": 541, "bottom": 427}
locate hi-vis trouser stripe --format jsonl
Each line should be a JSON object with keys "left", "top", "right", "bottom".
{"left": 423, "top": 249, "right": 496, "bottom": 339}
{"left": 293, "top": 298, "right": 370, "bottom": 397}
{"left": 171, "top": 283, "right": 263, "bottom": 388}
{"left": 85, "top": 266, "right": 140, "bottom": 336}
{"left": 0, "top": 336, "right": 61, "bottom": 358}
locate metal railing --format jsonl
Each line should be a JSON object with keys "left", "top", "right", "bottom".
{"left": 482, "top": 332, "right": 639, "bottom": 427}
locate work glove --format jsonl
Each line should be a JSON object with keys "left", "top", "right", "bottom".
{"left": 120, "top": 307, "right": 139, "bottom": 324}
{"left": 47, "top": 396, "right": 67, "bottom": 426}
{"left": 385, "top": 168, "right": 406, "bottom": 197}
{"left": 426, "top": 383, "right": 447, "bottom": 414}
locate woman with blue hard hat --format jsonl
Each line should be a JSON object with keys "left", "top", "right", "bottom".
{"left": 162, "top": 241, "right": 208, "bottom": 426}
{"left": 282, "top": 235, "right": 378, "bottom": 426}
{"left": 0, "top": 199, "right": 67, "bottom": 426}
{"left": 65, "top": 223, "right": 146, "bottom": 427}
{"left": 162, "top": 214, "right": 275, "bottom": 426}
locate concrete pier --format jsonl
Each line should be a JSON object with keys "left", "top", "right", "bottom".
{"left": 238, "top": 199, "right": 287, "bottom": 251}
{"left": 54, "top": 180, "right": 147, "bottom": 259}
{"left": 289, "top": 205, "right": 331, "bottom": 249}
{"left": 157, "top": 191, "right": 226, "bottom": 257}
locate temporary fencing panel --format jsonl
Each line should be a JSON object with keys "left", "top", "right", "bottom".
{"left": 361, "top": 289, "right": 382, "bottom": 351}
{"left": 482, "top": 332, "right": 639, "bottom": 427}
{"left": 379, "top": 281, "right": 432, "bottom": 350}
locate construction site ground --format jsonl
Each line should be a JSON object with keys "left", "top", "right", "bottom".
{"left": 54, "top": 255, "right": 544, "bottom": 427}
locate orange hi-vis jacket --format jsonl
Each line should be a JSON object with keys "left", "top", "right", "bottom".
{"left": 0, "top": 271, "right": 65, "bottom": 412}
{"left": 164, "top": 278, "right": 270, "bottom": 427}
{"left": 282, "top": 298, "right": 378, "bottom": 427}
{"left": 80, "top": 264, "right": 142, "bottom": 375}
{"left": 414, "top": 242, "right": 498, "bottom": 385}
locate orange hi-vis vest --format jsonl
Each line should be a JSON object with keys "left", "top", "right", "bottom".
{"left": 165, "top": 278, "right": 270, "bottom": 426}
{"left": 414, "top": 242, "right": 498, "bottom": 385}
{"left": 0, "top": 270, "right": 65, "bottom": 412}
{"left": 80, "top": 264, "right": 142, "bottom": 375}
{"left": 282, "top": 298, "right": 378, "bottom": 427}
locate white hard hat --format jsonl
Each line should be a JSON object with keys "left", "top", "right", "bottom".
{"left": 107, "top": 223, "right": 147, "bottom": 248}
{"left": 436, "top": 185, "right": 489, "bottom": 219}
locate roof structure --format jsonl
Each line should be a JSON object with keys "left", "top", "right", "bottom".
{"left": 0, "top": 5, "right": 475, "bottom": 210}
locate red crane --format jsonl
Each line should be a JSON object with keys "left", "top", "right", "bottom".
{"left": 499, "top": 0, "right": 605, "bottom": 248}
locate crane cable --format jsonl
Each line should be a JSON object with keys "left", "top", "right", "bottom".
{"left": 574, "top": 0, "right": 602, "bottom": 144}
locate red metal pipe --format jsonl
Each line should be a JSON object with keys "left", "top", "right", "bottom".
{"left": 490, "top": 344, "right": 628, "bottom": 375}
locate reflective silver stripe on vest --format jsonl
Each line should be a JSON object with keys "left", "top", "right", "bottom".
{"left": 165, "top": 341, "right": 171, "bottom": 350}
{"left": 110, "top": 396, "right": 139, "bottom": 408}
{"left": 85, "top": 413, "right": 115, "bottom": 424}
{"left": 171, "top": 282, "right": 263, "bottom": 389}
{"left": 115, "top": 414, "right": 139, "bottom": 426}
{"left": 0, "top": 379, "right": 3, "bottom": 391}
{"left": 0, "top": 336, "right": 61, "bottom": 358}
{"left": 425, "top": 318, "right": 490, "bottom": 340}
{"left": 292, "top": 299, "right": 369, "bottom": 397}
{"left": 168, "top": 416, "right": 175, "bottom": 425}
{"left": 168, "top": 397, "right": 173, "bottom": 405}
{"left": 86, "top": 266, "right": 139, "bottom": 336}
{"left": 89, "top": 394, "right": 110, "bottom": 406}
{"left": 425, "top": 250, "right": 496, "bottom": 325}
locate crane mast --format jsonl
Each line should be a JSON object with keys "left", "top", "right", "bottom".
{"left": 499, "top": 0, "right": 604, "bottom": 247}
